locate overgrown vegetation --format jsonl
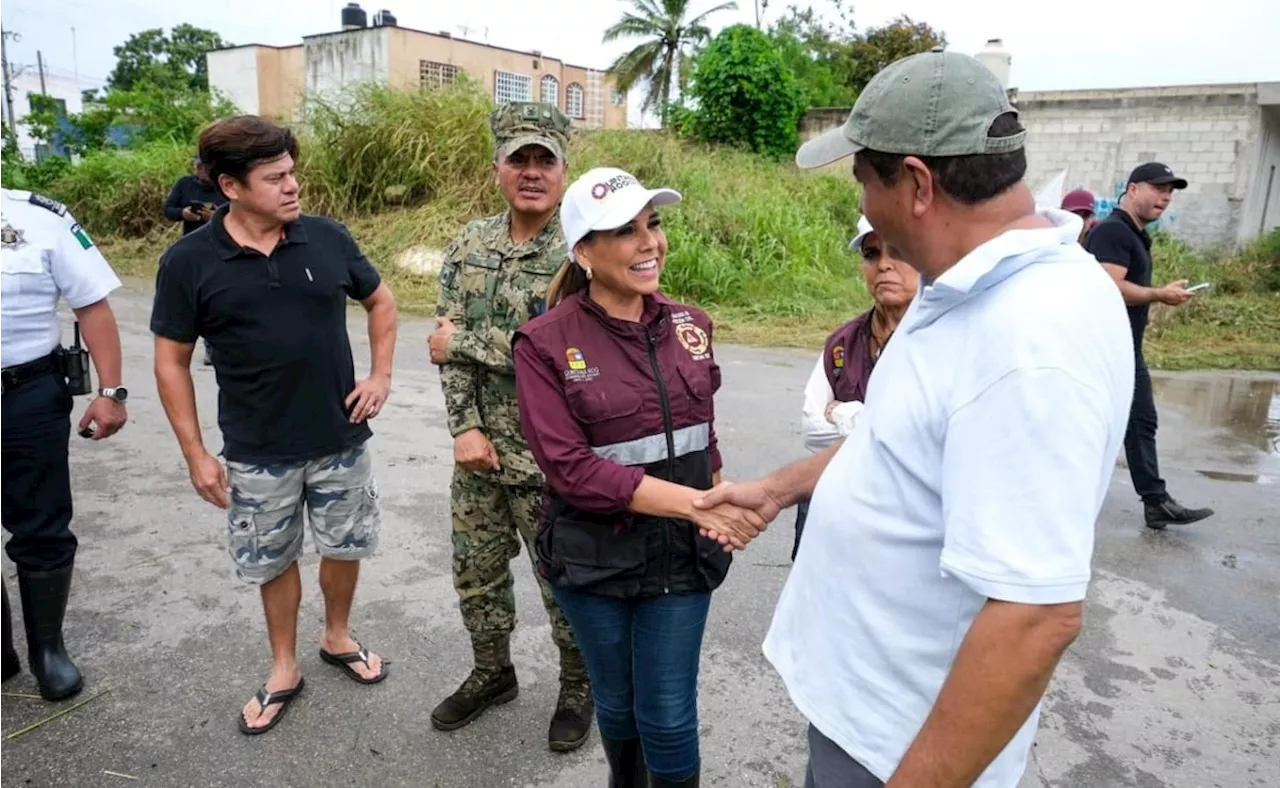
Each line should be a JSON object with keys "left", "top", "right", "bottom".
{"left": 1143, "top": 229, "right": 1280, "bottom": 369}
{"left": 10, "top": 77, "right": 1276, "bottom": 370}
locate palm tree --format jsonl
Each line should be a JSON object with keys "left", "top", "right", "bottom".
{"left": 603, "top": 0, "right": 739, "bottom": 124}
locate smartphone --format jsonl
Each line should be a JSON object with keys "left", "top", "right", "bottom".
{"left": 1186, "top": 282, "right": 1211, "bottom": 293}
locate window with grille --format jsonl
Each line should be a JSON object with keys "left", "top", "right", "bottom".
{"left": 540, "top": 75, "right": 559, "bottom": 106}
{"left": 420, "top": 60, "right": 460, "bottom": 89}
{"left": 610, "top": 87, "right": 626, "bottom": 107}
{"left": 566, "top": 83, "right": 584, "bottom": 118}
{"left": 495, "top": 70, "right": 533, "bottom": 104}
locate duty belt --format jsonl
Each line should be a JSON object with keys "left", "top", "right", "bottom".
{"left": 1, "top": 352, "right": 58, "bottom": 396}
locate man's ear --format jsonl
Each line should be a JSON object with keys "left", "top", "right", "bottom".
{"left": 217, "top": 173, "right": 240, "bottom": 202}
{"left": 902, "top": 156, "right": 934, "bottom": 219}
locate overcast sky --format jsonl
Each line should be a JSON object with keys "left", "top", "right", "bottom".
{"left": 3, "top": 0, "right": 1278, "bottom": 125}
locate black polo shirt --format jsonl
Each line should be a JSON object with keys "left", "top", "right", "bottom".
{"left": 1083, "top": 208, "right": 1152, "bottom": 351}
{"left": 150, "top": 207, "right": 382, "bottom": 464}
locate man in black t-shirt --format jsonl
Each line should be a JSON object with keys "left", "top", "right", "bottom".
{"left": 1084, "top": 162, "right": 1213, "bottom": 530}
{"left": 151, "top": 116, "right": 400, "bottom": 735}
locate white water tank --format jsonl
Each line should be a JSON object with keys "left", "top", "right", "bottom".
{"left": 975, "top": 38, "right": 1012, "bottom": 89}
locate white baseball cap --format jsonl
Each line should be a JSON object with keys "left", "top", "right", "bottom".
{"left": 561, "top": 167, "right": 682, "bottom": 262}
{"left": 848, "top": 215, "right": 875, "bottom": 252}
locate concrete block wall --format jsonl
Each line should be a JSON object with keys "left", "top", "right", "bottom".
{"left": 1017, "top": 85, "right": 1264, "bottom": 250}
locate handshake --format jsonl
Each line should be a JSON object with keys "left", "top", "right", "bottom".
{"left": 689, "top": 480, "right": 786, "bottom": 552}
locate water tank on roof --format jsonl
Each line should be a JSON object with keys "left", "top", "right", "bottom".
{"left": 373, "top": 9, "right": 397, "bottom": 26}
{"left": 975, "top": 38, "right": 1012, "bottom": 89}
{"left": 341, "top": 2, "right": 368, "bottom": 30}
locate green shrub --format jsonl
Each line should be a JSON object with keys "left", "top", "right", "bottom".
{"left": 48, "top": 141, "right": 192, "bottom": 236}
{"left": 683, "top": 24, "right": 808, "bottom": 159}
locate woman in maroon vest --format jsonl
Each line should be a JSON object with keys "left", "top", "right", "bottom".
{"left": 512, "top": 167, "right": 758, "bottom": 788}
{"left": 792, "top": 215, "right": 920, "bottom": 560}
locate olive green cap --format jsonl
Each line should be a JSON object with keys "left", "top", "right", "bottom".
{"left": 490, "top": 101, "right": 572, "bottom": 161}
{"left": 796, "top": 48, "right": 1026, "bottom": 169}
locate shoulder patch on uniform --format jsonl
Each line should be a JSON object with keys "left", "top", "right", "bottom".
{"left": 28, "top": 192, "right": 67, "bottom": 216}
{"left": 70, "top": 223, "right": 94, "bottom": 250}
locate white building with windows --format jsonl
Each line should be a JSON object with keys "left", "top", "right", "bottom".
{"left": 208, "top": 5, "right": 628, "bottom": 129}
{"left": 1, "top": 70, "right": 84, "bottom": 160}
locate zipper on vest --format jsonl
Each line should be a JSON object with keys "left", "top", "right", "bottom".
{"left": 646, "top": 328, "right": 676, "bottom": 594}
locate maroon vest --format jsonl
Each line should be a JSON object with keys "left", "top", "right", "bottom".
{"left": 822, "top": 310, "right": 875, "bottom": 403}
{"left": 514, "top": 290, "right": 731, "bottom": 598}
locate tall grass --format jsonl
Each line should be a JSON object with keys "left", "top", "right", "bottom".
{"left": 297, "top": 79, "right": 500, "bottom": 219}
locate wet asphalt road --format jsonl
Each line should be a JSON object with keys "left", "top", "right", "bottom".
{"left": 1, "top": 281, "right": 1277, "bottom": 788}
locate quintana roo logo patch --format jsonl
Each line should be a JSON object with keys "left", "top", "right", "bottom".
{"left": 832, "top": 344, "right": 846, "bottom": 369}
{"left": 566, "top": 347, "right": 587, "bottom": 370}
{"left": 675, "top": 323, "right": 709, "bottom": 358}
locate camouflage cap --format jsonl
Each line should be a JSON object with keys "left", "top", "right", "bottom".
{"left": 490, "top": 101, "right": 571, "bottom": 161}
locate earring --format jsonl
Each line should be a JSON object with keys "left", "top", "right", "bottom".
{"left": 584, "top": 267, "right": 593, "bottom": 280}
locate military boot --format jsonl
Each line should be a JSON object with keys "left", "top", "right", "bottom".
{"left": 3, "top": 582, "right": 21, "bottom": 682}
{"left": 17, "top": 563, "right": 83, "bottom": 701}
{"left": 548, "top": 644, "right": 593, "bottom": 751}
{"left": 431, "top": 635, "right": 518, "bottom": 731}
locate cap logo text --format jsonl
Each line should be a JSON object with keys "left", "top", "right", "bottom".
{"left": 591, "top": 174, "right": 639, "bottom": 200}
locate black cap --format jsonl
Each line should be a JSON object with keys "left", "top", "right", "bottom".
{"left": 1128, "top": 162, "right": 1188, "bottom": 190}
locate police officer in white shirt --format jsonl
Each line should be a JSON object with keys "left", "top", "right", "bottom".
{"left": 1, "top": 188, "right": 128, "bottom": 701}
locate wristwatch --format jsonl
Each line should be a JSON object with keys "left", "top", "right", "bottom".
{"left": 98, "top": 386, "right": 128, "bottom": 403}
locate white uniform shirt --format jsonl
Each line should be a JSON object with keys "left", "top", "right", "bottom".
{"left": 800, "top": 354, "right": 865, "bottom": 453}
{"left": 1, "top": 189, "right": 121, "bottom": 367}
{"left": 763, "top": 209, "right": 1135, "bottom": 787}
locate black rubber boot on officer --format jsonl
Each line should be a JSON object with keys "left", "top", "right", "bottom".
{"left": 2, "top": 583, "right": 20, "bottom": 681}
{"left": 17, "top": 562, "right": 83, "bottom": 701}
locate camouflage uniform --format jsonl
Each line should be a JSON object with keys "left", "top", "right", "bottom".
{"left": 432, "top": 102, "right": 590, "bottom": 748}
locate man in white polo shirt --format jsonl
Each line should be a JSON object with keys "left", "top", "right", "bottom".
{"left": 695, "top": 49, "right": 1135, "bottom": 787}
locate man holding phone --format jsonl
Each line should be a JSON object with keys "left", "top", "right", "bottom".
{"left": 163, "top": 156, "right": 228, "bottom": 236}
{"left": 1085, "top": 162, "right": 1214, "bottom": 529}
{"left": 163, "top": 155, "right": 228, "bottom": 365}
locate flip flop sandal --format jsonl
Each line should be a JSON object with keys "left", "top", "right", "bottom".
{"left": 319, "top": 643, "right": 389, "bottom": 685}
{"left": 238, "top": 677, "right": 305, "bottom": 735}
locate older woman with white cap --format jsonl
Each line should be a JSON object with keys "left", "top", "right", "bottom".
{"left": 791, "top": 215, "right": 919, "bottom": 560}
{"left": 511, "top": 167, "right": 759, "bottom": 787}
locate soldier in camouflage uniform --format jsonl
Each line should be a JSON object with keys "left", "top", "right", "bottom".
{"left": 427, "top": 102, "right": 592, "bottom": 752}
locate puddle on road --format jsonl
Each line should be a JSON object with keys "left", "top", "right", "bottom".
{"left": 1150, "top": 374, "right": 1280, "bottom": 479}
{"left": 1195, "top": 470, "right": 1277, "bottom": 485}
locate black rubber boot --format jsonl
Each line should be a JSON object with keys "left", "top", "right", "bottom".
{"left": 601, "top": 735, "right": 648, "bottom": 787}
{"left": 3, "top": 581, "right": 21, "bottom": 682}
{"left": 431, "top": 635, "right": 518, "bottom": 731}
{"left": 649, "top": 770, "right": 699, "bottom": 787}
{"left": 17, "top": 563, "right": 83, "bottom": 701}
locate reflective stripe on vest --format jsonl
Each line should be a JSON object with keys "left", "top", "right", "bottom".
{"left": 591, "top": 423, "right": 710, "bottom": 466}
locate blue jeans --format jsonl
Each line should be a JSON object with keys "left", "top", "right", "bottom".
{"left": 552, "top": 588, "right": 711, "bottom": 780}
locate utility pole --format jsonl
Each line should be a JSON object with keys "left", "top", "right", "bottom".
{"left": 1, "top": 29, "right": 19, "bottom": 135}
{"left": 71, "top": 27, "right": 80, "bottom": 96}
{"left": 36, "top": 50, "right": 47, "bottom": 95}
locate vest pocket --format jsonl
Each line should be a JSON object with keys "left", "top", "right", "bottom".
{"left": 544, "top": 515, "right": 648, "bottom": 594}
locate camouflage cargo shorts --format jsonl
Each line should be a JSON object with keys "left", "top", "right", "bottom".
{"left": 225, "top": 442, "right": 381, "bottom": 585}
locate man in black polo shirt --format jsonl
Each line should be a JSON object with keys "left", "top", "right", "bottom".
{"left": 1085, "top": 162, "right": 1213, "bottom": 530}
{"left": 151, "top": 115, "right": 400, "bottom": 735}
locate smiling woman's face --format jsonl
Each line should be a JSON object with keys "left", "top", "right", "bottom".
{"left": 495, "top": 145, "right": 566, "bottom": 216}
{"left": 576, "top": 203, "right": 667, "bottom": 299}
